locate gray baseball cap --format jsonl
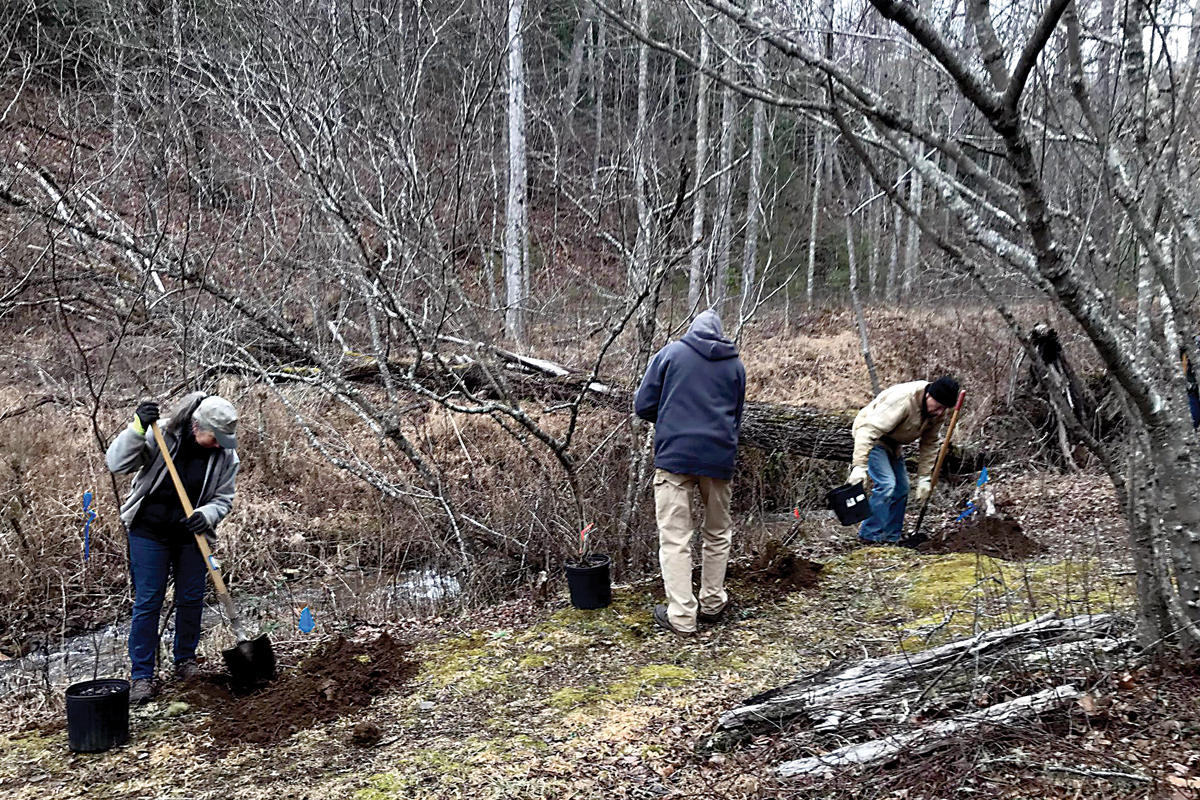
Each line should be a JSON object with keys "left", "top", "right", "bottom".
{"left": 193, "top": 396, "right": 238, "bottom": 449}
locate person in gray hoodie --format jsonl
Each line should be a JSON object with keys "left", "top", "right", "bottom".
{"left": 635, "top": 310, "right": 746, "bottom": 636}
{"left": 106, "top": 391, "right": 240, "bottom": 702}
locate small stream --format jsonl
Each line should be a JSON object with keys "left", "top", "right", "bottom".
{"left": 0, "top": 568, "right": 461, "bottom": 700}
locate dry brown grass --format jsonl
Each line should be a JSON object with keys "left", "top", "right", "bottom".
{"left": 0, "top": 302, "right": 1106, "bottom": 657}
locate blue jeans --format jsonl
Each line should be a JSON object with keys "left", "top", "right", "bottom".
{"left": 858, "top": 445, "right": 910, "bottom": 543}
{"left": 128, "top": 533, "right": 207, "bottom": 680}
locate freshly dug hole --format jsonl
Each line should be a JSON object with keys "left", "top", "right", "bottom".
{"left": 178, "top": 632, "right": 417, "bottom": 747}
{"left": 728, "top": 540, "right": 824, "bottom": 595}
{"left": 920, "top": 517, "right": 1044, "bottom": 561}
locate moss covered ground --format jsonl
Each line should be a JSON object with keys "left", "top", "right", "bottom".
{"left": 0, "top": 536, "right": 1138, "bottom": 800}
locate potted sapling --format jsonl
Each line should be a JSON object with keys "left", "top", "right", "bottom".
{"left": 563, "top": 522, "right": 611, "bottom": 609}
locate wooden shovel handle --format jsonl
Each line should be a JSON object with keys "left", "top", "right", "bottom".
{"left": 911, "top": 390, "right": 967, "bottom": 540}
{"left": 149, "top": 422, "right": 240, "bottom": 626}
{"left": 928, "top": 390, "right": 967, "bottom": 493}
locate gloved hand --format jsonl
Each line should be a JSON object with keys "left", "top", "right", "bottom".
{"left": 185, "top": 511, "right": 210, "bottom": 537}
{"left": 132, "top": 401, "right": 160, "bottom": 435}
{"left": 848, "top": 465, "right": 869, "bottom": 487}
{"left": 914, "top": 476, "right": 933, "bottom": 502}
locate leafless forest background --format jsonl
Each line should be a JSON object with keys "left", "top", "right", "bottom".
{"left": 1, "top": 0, "right": 1200, "bottom": 662}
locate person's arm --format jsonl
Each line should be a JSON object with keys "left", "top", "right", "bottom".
{"left": 105, "top": 402, "right": 161, "bottom": 475}
{"left": 915, "top": 418, "right": 944, "bottom": 477}
{"left": 734, "top": 361, "right": 746, "bottom": 434}
{"left": 191, "top": 452, "right": 240, "bottom": 537}
{"left": 634, "top": 351, "right": 668, "bottom": 423}
{"left": 850, "top": 391, "right": 908, "bottom": 467}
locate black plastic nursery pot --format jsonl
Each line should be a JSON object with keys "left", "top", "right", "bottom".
{"left": 826, "top": 482, "right": 871, "bottom": 526}
{"left": 65, "top": 679, "right": 130, "bottom": 753}
{"left": 565, "top": 554, "right": 612, "bottom": 609}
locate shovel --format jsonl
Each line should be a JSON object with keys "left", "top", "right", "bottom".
{"left": 904, "top": 389, "right": 967, "bottom": 547}
{"left": 150, "top": 422, "right": 275, "bottom": 688}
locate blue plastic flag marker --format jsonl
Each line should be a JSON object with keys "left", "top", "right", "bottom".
{"left": 978, "top": 466, "right": 990, "bottom": 486}
{"left": 82, "top": 490, "right": 96, "bottom": 562}
{"left": 299, "top": 606, "right": 315, "bottom": 633}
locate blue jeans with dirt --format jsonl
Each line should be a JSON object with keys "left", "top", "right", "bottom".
{"left": 858, "top": 445, "right": 909, "bottom": 543}
{"left": 128, "top": 533, "right": 207, "bottom": 680}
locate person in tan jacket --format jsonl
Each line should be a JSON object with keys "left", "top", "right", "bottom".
{"left": 847, "top": 377, "right": 959, "bottom": 545}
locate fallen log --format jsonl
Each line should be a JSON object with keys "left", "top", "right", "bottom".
{"left": 777, "top": 684, "right": 1079, "bottom": 777}
{"left": 712, "top": 612, "right": 1131, "bottom": 774}
{"left": 335, "top": 349, "right": 996, "bottom": 474}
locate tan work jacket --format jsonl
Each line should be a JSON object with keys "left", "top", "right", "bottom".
{"left": 851, "top": 380, "right": 946, "bottom": 476}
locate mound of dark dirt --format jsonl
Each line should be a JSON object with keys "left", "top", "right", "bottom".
{"left": 729, "top": 540, "right": 824, "bottom": 593}
{"left": 919, "top": 517, "right": 1044, "bottom": 561}
{"left": 177, "top": 632, "right": 416, "bottom": 747}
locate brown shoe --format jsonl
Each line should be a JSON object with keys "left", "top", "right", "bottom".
{"left": 129, "top": 677, "right": 159, "bottom": 704}
{"left": 698, "top": 594, "right": 733, "bottom": 623}
{"left": 174, "top": 659, "right": 201, "bottom": 680}
{"left": 653, "top": 604, "right": 696, "bottom": 637}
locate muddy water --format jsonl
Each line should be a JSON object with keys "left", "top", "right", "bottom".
{"left": 0, "top": 568, "right": 459, "bottom": 700}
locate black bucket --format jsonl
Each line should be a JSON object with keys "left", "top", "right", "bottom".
{"left": 826, "top": 482, "right": 871, "bottom": 526}
{"left": 565, "top": 554, "right": 611, "bottom": 609}
{"left": 65, "top": 679, "right": 130, "bottom": 753}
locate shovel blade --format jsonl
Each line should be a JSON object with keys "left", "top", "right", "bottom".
{"left": 222, "top": 633, "right": 275, "bottom": 690}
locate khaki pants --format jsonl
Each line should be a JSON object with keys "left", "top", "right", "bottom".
{"left": 654, "top": 468, "right": 734, "bottom": 632}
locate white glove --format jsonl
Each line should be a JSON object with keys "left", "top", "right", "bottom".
{"left": 848, "top": 465, "right": 869, "bottom": 486}
{"left": 914, "top": 476, "right": 933, "bottom": 502}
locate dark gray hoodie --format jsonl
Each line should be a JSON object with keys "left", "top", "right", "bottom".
{"left": 634, "top": 310, "right": 746, "bottom": 480}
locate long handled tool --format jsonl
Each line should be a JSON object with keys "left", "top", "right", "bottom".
{"left": 907, "top": 390, "right": 967, "bottom": 544}
{"left": 150, "top": 422, "right": 275, "bottom": 688}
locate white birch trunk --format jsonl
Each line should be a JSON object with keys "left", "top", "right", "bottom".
{"left": 688, "top": 19, "right": 713, "bottom": 313}
{"left": 1135, "top": 251, "right": 1152, "bottom": 354}
{"left": 740, "top": 7, "right": 767, "bottom": 323}
{"left": 713, "top": 23, "right": 737, "bottom": 315}
{"left": 902, "top": 170, "right": 924, "bottom": 298}
{"left": 504, "top": 0, "right": 527, "bottom": 342}
{"left": 887, "top": 186, "right": 902, "bottom": 302}
{"left": 806, "top": 134, "right": 823, "bottom": 306}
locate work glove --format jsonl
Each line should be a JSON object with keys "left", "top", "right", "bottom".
{"left": 848, "top": 465, "right": 869, "bottom": 487}
{"left": 914, "top": 476, "right": 933, "bottom": 503}
{"left": 132, "top": 401, "right": 160, "bottom": 436}
{"left": 185, "top": 511, "right": 210, "bottom": 537}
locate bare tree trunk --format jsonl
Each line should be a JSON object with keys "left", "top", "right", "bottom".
{"left": 867, "top": 201, "right": 879, "bottom": 298}
{"left": 504, "top": 0, "right": 527, "bottom": 342}
{"left": 840, "top": 166, "right": 880, "bottom": 393}
{"left": 806, "top": 133, "right": 823, "bottom": 306}
{"left": 619, "top": 0, "right": 658, "bottom": 576}
{"left": 740, "top": 4, "right": 766, "bottom": 323}
{"left": 688, "top": 17, "right": 713, "bottom": 313}
{"left": 590, "top": 14, "right": 607, "bottom": 196}
{"left": 887, "top": 181, "right": 902, "bottom": 302}
{"left": 902, "top": 171, "right": 924, "bottom": 299}
{"left": 1135, "top": 251, "right": 1153, "bottom": 353}
{"left": 713, "top": 25, "right": 737, "bottom": 315}
{"left": 562, "top": 0, "right": 594, "bottom": 125}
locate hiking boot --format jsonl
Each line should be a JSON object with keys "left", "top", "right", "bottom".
{"left": 653, "top": 604, "right": 696, "bottom": 637}
{"left": 896, "top": 533, "right": 929, "bottom": 550}
{"left": 174, "top": 659, "right": 201, "bottom": 680}
{"left": 698, "top": 594, "right": 733, "bottom": 624}
{"left": 129, "top": 677, "right": 159, "bottom": 704}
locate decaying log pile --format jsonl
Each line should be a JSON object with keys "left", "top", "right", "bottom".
{"left": 333, "top": 344, "right": 995, "bottom": 474}
{"left": 712, "top": 613, "right": 1131, "bottom": 776}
